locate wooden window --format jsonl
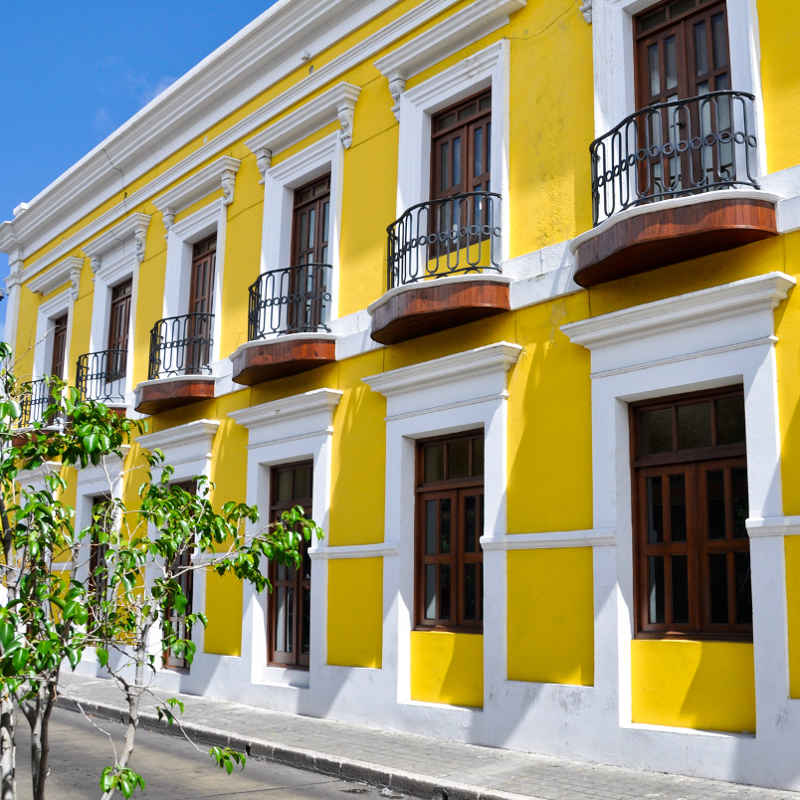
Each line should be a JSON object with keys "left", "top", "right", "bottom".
{"left": 186, "top": 234, "right": 216, "bottom": 373}
{"left": 106, "top": 278, "right": 132, "bottom": 380}
{"left": 430, "top": 91, "right": 492, "bottom": 246}
{"left": 634, "top": 1, "right": 731, "bottom": 192}
{"left": 163, "top": 480, "right": 195, "bottom": 671}
{"left": 50, "top": 313, "right": 68, "bottom": 378}
{"left": 88, "top": 494, "right": 112, "bottom": 627}
{"left": 268, "top": 461, "right": 313, "bottom": 668}
{"left": 415, "top": 431, "right": 484, "bottom": 632}
{"left": 632, "top": 386, "right": 751, "bottom": 640}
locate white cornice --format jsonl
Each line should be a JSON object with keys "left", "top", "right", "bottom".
{"left": 137, "top": 419, "right": 220, "bottom": 455}
{"left": 27, "top": 256, "right": 83, "bottom": 300}
{"left": 561, "top": 273, "right": 796, "bottom": 350}
{"left": 2, "top": 0, "right": 463, "bottom": 278}
{"left": 83, "top": 213, "right": 151, "bottom": 268}
{"left": 246, "top": 83, "right": 360, "bottom": 180}
{"left": 363, "top": 342, "right": 521, "bottom": 397}
{"left": 480, "top": 528, "right": 616, "bottom": 550}
{"left": 375, "top": 0, "right": 524, "bottom": 117}
{"left": 746, "top": 516, "right": 800, "bottom": 538}
{"left": 230, "top": 388, "right": 343, "bottom": 430}
{"left": 153, "top": 156, "right": 240, "bottom": 232}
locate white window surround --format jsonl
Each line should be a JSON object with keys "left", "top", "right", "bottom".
{"left": 374, "top": 0, "right": 524, "bottom": 119}
{"left": 590, "top": 0, "right": 767, "bottom": 176}
{"left": 82, "top": 213, "right": 150, "bottom": 407}
{"left": 558, "top": 272, "right": 800, "bottom": 782}
{"left": 363, "top": 341, "right": 521, "bottom": 708}
{"left": 395, "top": 40, "right": 511, "bottom": 262}
{"left": 135, "top": 419, "right": 221, "bottom": 692}
{"left": 252, "top": 132, "right": 345, "bottom": 324}
{"left": 161, "top": 199, "right": 228, "bottom": 373}
{"left": 153, "top": 156, "right": 240, "bottom": 234}
{"left": 33, "top": 284, "right": 77, "bottom": 384}
{"left": 229, "top": 389, "right": 342, "bottom": 691}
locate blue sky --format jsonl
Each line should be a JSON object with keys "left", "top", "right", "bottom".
{"left": 0, "top": 0, "right": 279, "bottom": 332}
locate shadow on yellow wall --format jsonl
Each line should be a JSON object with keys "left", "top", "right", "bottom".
{"left": 410, "top": 630, "right": 483, "bottom": 708}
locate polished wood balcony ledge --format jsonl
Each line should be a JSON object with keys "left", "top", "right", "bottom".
{"left": 134, "top": 375, "right": 216, "bottom": 415}
{"left": 231, "top": 333, "right": 337, "bottom": 386}
{"left": 368, "top": 274, "right": 511, "bottom": 345}
{"left": 572, "top": 191, "right": 778, "bottom": 288}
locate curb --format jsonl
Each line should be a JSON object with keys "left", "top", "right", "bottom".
{"left": 57, "top": 696, "right": 538, "bottom": 800}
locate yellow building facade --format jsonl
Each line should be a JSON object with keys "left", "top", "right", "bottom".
{"left": 3, "top": 0, "right": 800, "bottom": 789}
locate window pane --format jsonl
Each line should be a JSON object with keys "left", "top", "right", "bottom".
{"left": 464, "top": 563, "right": 477, "bottom": 621}
{"left": 307, "top": 208, "right": 316, "bottom": 250}
{"left": 424, "top": 444, "right": 444, "bottom": 483}
{"left": 711, "top": 12, "right": 728, "bottom": 69}
{"left": 709, "top": 553, "right": 728, "bottom": 624}
{"left": 639, "top": 407, "right": 672, "bottom": 456}
{"left": 694, "top": 21, "right": 708, "bottom": 76}
{"left": 425, "top": 500, "right": 437, "bottom": 555}
{"left": 732, "top": 468, "right": 748, "bottom": 538}
{"left": 464, "top": 495, "right": 478, "bottom": 553}
{"left": 677, "top": 402, "right": 712, "bottom": 449}
{"left": 471, "top": 437, "right": 484, "bottom": 476}
{"left": 672, "top": 555, "right": 689, "bottom": 624}
{"left": 425, "top": 565, "right": 436, "bottom": 619}
{"left": 448, "top": 438, "right": 469, "bottom": 479}
{"left": 668, "top": 473, "right": 686, "bottom": 542}
{"left": 648, "top": 43, "right": 660, "bottom": 97}
{"left": 277, "top": 469, "right": 293, "bottom": 503}
{"left": 647, "top": 476, "right": 663, "bottom": 543}
{"left": 735, "top": 552, "right": 752, "bottom": 625}
{"left": 286, "top": 587, "right": 294, "bottom": 652}
{"left": 707, "top": 470, "right": 726, "bottom": 539}
{"left": 639, "top": 7, "right": 666, "bottom": 34}
{"left": 275, "top": 587, "right": 286, "bottom": 651}
{"left": 440, "top": 499, "right": 451, "bottom": 554}
{"left": 473, "top": 127, "right": 483, "bottom": 178}
{"left": 648, "top": 556, "right": 665, "bottom": 624}
{"left": 669, "top": 0, "right": 696, "bottom": 15}
{"left": 716, "top": 395, "right": 745, "bottom": 445}
{"left": 664, "top": 35, "right": 677, "bottom": 90}
{"left": 294, "top": 464, "right": 311, "bottom": 500}
{"left": 440, "top": 142, "right": 449, "bottom": 191}
{"left": 439, "top": 565, "right": 451, "bottom": 620}
{"left": 453, "top": 136, "right": 462, "bottom": 186}
{"left": 322, "top": 202, "right": 330, "bottom": 246}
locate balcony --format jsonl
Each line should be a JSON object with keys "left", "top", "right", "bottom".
{"left": 76, "top": 349, "right": 127, "bottom": 409}
{"left": 573, "top": 91, "right": 777, "bottom": 288}
{"left": 369, "top": 192, "right": 510, "bottom": 345}
{"left": 17, "top": 378, "right": 53, "bottom": 429}
{"left": 230, "top": 264, "right": 335, "bottom": 386}
{"left": 134, "top": 313, "right": 215, "bottom": 415}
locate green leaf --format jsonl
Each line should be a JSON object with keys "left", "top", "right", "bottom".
{"left": 96, "top": 647, "right": 109, "bottom": 667}
{"left": 0, "top": 621, "right": 15, "bottom": 650}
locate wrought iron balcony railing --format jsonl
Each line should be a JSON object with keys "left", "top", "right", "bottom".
{"left": 590, "top": 90, "right": 759, "bottom": 226}
{"left": 148, "top": 313, "right": 214, "bottom": 380}
{"left": 76, "top": 349, "right": 128, "bottom": 406}
{"left": 247, "top": 264, "right": 333, "bottom": 341}
{"left": 386, "top": 191, "right": 502, "bottom": 289}
{"left": 18, "top": 378, "right": 53, "bottom": 428}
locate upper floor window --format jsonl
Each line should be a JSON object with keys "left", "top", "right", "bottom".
{"left": 107, "top": 278, "right": 132, "bottom": 381}
{"left": 292, "top": 176, "right": 330, "bottom": 267}
{"left": 185, "top": 234, "right": 216, "bottom": 375}
{"left": 632, "top": 386, "right": 751, "bottom": 640}
{"left": 415, "top": 430, "right": 484, "bottom": 633}
{"left": 50, "top": 313, "right": 68, "bottom": 379}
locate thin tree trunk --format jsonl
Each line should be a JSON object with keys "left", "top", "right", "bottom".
{"left": 0, "top": 693, "right": 15, "bottom": 800}
{"left": 29, "top": 684, "right": 54, "bottom": 800}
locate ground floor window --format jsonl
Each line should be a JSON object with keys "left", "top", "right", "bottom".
{"left": 632, "top": 386, "right": 751, "bottom": 639}
{"left": 415, "top": 430, "right": 484, "bottom": 632}
{"left": 269, "top": 461, "right": 312, "bottom": 668}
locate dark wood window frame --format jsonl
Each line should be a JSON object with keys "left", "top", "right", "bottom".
{"left": 631, "top": 385, "right": 752, "bottom": 641}
{"left": 50, "top": 313, "right": 68, "bottom": 379}
{"left": 268, "top": 461, "right": 313, "bottom": 669}
{"left": 291, "top": 175, "right": 331, "bottom": 267}
{"left": 415, "top": 430, "right": 484, "bottom": 633}
{"left": 107, "top": 278, "right": 132, "bottom": 381}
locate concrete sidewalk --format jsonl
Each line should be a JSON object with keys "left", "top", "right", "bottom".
{"left": 58, "top": 672, "right": 795, "bottom": 800}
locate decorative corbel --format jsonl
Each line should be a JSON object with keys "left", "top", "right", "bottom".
{"left": 580, "top": 1, "right": 592, "bottom": 23}
{"left": 255, "top": 147, "right": 273, "bottom": 184}
{"left": 89, "top": 256, "right": 102, "bottom": 276}
{"left": 6, "top": 255, "right": 23, "bottom": 290}
{"left": 134, "top": 221, "right": 147, "bottom": 263}
{"left": 221, "top": 169, "right": 236, "bottom": 206}
{"left": 337, "top": 101, "right": 356, "bottom": 150}
{"left": 163, "top": 208, "right": 175, "bottom": 236}
{"left": 388, "top": 73, "right": 406, "bottom": 121}
{"left": 69, "top": 262, "right": 82, "bottom": 303}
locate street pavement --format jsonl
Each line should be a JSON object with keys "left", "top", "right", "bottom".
{"left": 15, "top": 707, "right": 404, "bottom": 799}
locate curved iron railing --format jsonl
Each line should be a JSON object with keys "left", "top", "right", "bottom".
{"left": 76, "top": 349, "right": 128, "bottom": 405}
{"left": 18, "top": 378, "right": 53, "bottom": 428}
{"left": 590, "top": 90, "right": 759, "bottom": 226}
{"left": 387, "top": 192, "right": 502, "bottom": 289}
{"left": 148, "top": 313, "right": 214, "bottom": 380}
{"left": 248, "top": 264, "right": 332, "bottom": 341}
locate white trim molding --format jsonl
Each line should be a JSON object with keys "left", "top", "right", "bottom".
{"left": 83, "top": 213, "right": 150, "bottom": 267}
{"left": 137, "top": 419, "right": 220, "bottom": 474}
{"left": 309, "top": 543, "right": 400, "bottom": 560}
{"left": 589, "top": 0, "right": 767, "bottom": 175}
{"left": 746, "top": 516, "right": 800, "bottom": 538}
{"left": 364, "top": 341, "right": 520, "bottom": 711}
{"left": 480, "top": 529, "right": 616, "bottom": 551}
{"left": 245, "top": 83, "right": 361, "bottom": 180}
{"left": 153, "top": 156, "right": 240, "bottom": 234}
{"left": 395, "top": 40, "right": 511, "bottom": 260}
{"left": 33, "top": 286, "right": 77, "bottom": 386}
{"left": 375, "top": 0, "right": 524, "bottom": 118}
{"left": 230, "top": 388, "right": 342, "bottom": 694}
{"left": 28, "top": 256, "right": 82, "bottom": 301}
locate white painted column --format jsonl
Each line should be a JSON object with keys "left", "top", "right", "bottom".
{"left": 4, "top": 255, "right": 23, "bottom": 357}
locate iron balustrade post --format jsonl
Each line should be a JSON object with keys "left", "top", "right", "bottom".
{"left": 147, "top": 313, "right": 215, "bottom": 380}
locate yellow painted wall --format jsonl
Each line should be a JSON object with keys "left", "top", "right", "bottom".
{"left": 328, "top": 557, "right": 382, "bottom": 668}
{"left": 507, "top": 548, "right": 593, "bottom": 685}
{"left": 786, "top": 537, "right": 800, "bottom": 698}
{"left": 410, "top": 631, "right": 483, "bottom": 708}
{"left": 631, "top": 640, "right": 755, "bottom": 733}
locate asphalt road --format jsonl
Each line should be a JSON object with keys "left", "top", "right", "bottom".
{"left": 13, "top": 708, "right": 409, "bottom": 799}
